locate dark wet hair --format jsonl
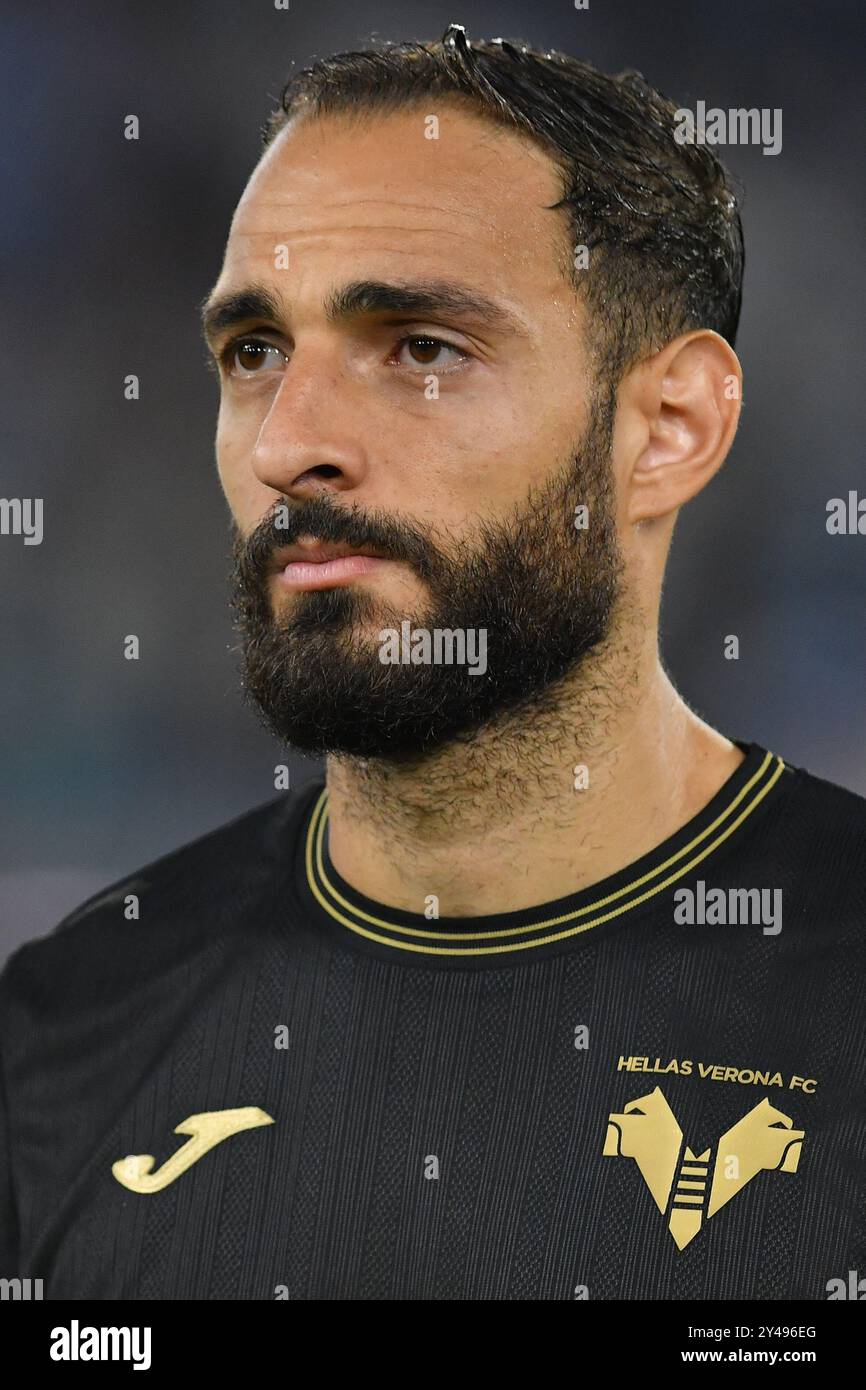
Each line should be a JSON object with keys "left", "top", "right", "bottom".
{"left": 262, "top": 23, "right": 744, "bottom": 386}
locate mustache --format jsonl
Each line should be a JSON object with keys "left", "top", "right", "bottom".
{"left": 232, "top": 495, "right": 441, "bottom": 588}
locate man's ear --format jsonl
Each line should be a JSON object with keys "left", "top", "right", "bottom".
{"left": 618, "top": 330, "right": 743, "bottom": 525}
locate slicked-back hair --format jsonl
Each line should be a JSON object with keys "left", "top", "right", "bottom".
{"left": 261, "top": 23, "right": 745, "bottom": 389}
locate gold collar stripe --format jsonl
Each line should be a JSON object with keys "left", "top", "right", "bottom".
{"left": 304, "top": 751, "right": 785, "bottom": 956}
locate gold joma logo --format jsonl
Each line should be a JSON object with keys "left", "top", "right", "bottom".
{"left": 603, "top": 1086, "right": 804, "bottom": 1249}
{"left": 112, "top": 1107, "right": 274, "bottom": 1194}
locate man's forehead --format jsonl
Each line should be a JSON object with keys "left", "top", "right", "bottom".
{"left": 226, "top": 106, "right": 566, "bottom": 257}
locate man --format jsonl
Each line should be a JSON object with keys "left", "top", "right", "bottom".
{"left": 1, "top": 25, "right": 863, "bottom": 1301}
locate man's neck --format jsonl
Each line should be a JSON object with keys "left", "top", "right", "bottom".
{"left": 324, "top": 643, "right": 745, "bottom": 919}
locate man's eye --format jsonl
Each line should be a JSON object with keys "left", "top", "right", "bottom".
{"left": 222, "top": 338, "right": 286, "bottom": 376}
{"left": 394, "top": 336, "right": 468, "bottom": 370}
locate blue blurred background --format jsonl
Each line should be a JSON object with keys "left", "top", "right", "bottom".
{"left": 2, "top": 0, "right": 864, "bottom": 965}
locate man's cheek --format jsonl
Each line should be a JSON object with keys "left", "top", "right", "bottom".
{"left": 217, "top": 453, "right": 263, "bottom": 530}
{"left": 219, "top": 475, "right": 247, "bottom": 527}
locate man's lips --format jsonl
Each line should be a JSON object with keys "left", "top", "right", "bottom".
{"left": 270, "top": 539, "right": 394, "bottom": 592}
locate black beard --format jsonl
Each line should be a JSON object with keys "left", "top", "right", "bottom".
{"left": 230, "top": 392, "right": 623, "bottom": 760}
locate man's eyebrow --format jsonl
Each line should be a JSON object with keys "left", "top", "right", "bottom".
{"left": 324, "top": 279, "right": 529, "bottom": 336}
{"left": 200, "top": 278, "right": 529, "bottom": 348}
{"left": 200, "top": 284, "right": 283, "bottom": 348}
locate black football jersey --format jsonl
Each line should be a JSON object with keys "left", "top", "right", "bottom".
{"left": 1, "top": 740, "right": 864, "bottom": 1300}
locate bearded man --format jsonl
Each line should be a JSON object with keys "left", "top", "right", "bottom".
{"left": 1, "top": 26, "right": 863, "bottom": 1302}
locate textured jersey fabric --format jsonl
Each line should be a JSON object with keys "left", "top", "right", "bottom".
{"left": 1, "top": 740, "right": 864, "bottom": 1300}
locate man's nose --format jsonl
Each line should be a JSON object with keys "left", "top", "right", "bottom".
{"left": 250, "top": 350, "right": 370, "bottom": 499}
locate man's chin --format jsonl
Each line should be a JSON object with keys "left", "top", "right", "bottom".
{"left": 241, "top": 647, "right": 499, "bottom": 761}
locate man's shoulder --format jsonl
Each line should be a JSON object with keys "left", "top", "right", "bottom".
{"left": 0, "top": 780, "right": 324, "bottom": 1005}
{"left": 763, "top": 747, "right": 866, "bottom": 886}
{"left": 780, "top": 752, "right": 866, "bottom": 834}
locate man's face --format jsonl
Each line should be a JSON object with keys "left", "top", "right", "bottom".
{"left": 206, "top": 105, "right": 624, "bottom": 758}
